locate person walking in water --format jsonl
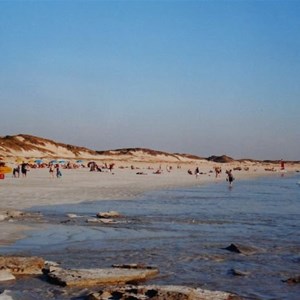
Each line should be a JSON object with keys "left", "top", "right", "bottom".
{"left": 280, "top": 159, "right": 285, "bottom": 171}
{"left": 214, "top": 166, "right": 222, "bottom": 178}
{"left": 226, "top": 169, "right": 234, "bottom": 186}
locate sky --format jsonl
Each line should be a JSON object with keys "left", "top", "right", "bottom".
{"left": 0, "top": 0, "right": 299, "bottom": 160}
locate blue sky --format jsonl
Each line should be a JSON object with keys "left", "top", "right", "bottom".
{"left": 1, "top": 0, "right": 299, "bottom": 160}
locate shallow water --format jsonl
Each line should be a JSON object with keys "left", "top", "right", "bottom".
{"left": 1, "top": 174, "right": 300, "bottom": 299}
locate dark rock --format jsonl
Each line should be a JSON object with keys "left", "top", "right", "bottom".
{"left": 222, "top": 243, "right": 259, "bottom": 255}
{"left": 111, "top": 291, "right": 124, "bottom": 298}
{"left": 112, "top": 264, "right": 156, "bottom": 270}
{"left": 60, "top": 219, "right": 72, "bottom": 224}
{"left": 145, "top": 289, "right": 158, "bottom": 297}
{"left": 282, "top": 275, "right": 300, "bottom": 284}
{"left": 223, "top": 244, "right": 241, "bottom": 253}
{"left": 228, "top": 268, "right": 250, "bottom": 276}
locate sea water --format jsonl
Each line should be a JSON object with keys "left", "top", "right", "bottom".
{"left": 1, "top": 174, "right": 299, "bottom": 299}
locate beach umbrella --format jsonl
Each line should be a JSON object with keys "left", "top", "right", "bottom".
{"left": 50, "top": 160, "right": 58, "bottom": 164}
{"left": 58, "top": 160, "right": 66, "bottom": 164}
{"left": 35, "top": 159, "right": 43, "bottom": 164}
{"left": 76, "top": 160, "right": 83, "bottom": 163}
{"left": 15, "top": 158, "right": 23, "bottom": 164}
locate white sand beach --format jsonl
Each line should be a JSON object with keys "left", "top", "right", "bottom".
{"left": 0, "top": 161, "right": 283, "bottom": 209}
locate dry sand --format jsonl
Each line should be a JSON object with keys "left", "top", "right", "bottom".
{"left": 0, "top": 160, "right": 298, "bottom": 246}
{"left": 0, "top": 161, "right": 280, "bottom": 210}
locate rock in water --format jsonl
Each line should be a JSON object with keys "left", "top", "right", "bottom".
{"left": 66, "top": 213, "right": 78, "bottom": 218}
{"left": 0, "top": 270, "right": 15, "bottom": 282}
{"left": 222, "top": 243, "right": 259, "bottom": 255}
{"left": 96, "top": 211, "right": 121, "bottom": 218}
{"left": 87, "top": 285, "right": 241, "bottom": 300}
{"left": 282, "top": 275, "right": 300, "bottom": 284}
{"left": 0, "top": 256, "right": 45, "bottom": 275}
{"left": 86, "top": 218, "right": 117, "bottom": 224}
{"left": 112, "top": 264, "right": 156, "bottom": 270}
{"left": 45, "top": 266, "right": 159, "bottom": 287}
{"left": 228, "top": 268, "right": 250, "bottom": 276}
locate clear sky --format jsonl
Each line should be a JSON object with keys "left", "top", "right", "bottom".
{"left": 1, "top": 0, "right": 299, "bottom": 160}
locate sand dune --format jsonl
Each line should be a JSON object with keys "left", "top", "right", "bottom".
{"left": 0, "top": 134, "right": 205, "bottom": 164}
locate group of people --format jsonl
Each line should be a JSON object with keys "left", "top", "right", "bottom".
{"left": 13, "top": 162, "right": 63, "bottom": 179}
{"left": 88, "top": 162, "right": 115, "bottom": 172}
{"left": 187, "top": 160, "right": 286, "bottom": 187}
{"left": 13, "top": 162, "right": 29, "bottom": 178}
{"left": 187, "top": 166, "right": 235, "bottom": 186}
{"left": 10, "top": 159, "right": 286, "bottom": 186}
{"left": 49, "top": 164, "right": 62, "bottom": 178}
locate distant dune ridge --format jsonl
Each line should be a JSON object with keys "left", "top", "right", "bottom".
{"left": 0, "top": 134, "right": 297, "bottom": 164}
{"left": 0, "top": 134, "right": 98, "bottom": 160}
{"left": 0, "top": 134, "right": 208, "bottom": 163}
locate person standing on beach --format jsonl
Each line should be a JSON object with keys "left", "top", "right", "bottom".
{"left": 226, "top": 169, "right": 234, "bottom": 186}
{"left": 13, "top": 165, "right": 20, "bottom": 178}
{"left": 56, "top": 164, "right": 62, "bottom": 178}
{"left": 49, "top": 164, "right": 55, "bottom": 178}
{"left": 21, "top": 162, "right": 28, "bottom": 177}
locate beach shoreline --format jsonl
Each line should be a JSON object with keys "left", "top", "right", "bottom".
{"left": 0, "top": 161, "right": 299, "bottom": 247}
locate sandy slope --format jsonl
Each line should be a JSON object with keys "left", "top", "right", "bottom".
{"left": 0, "top": 134, "right": 202, "bottom": 163}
